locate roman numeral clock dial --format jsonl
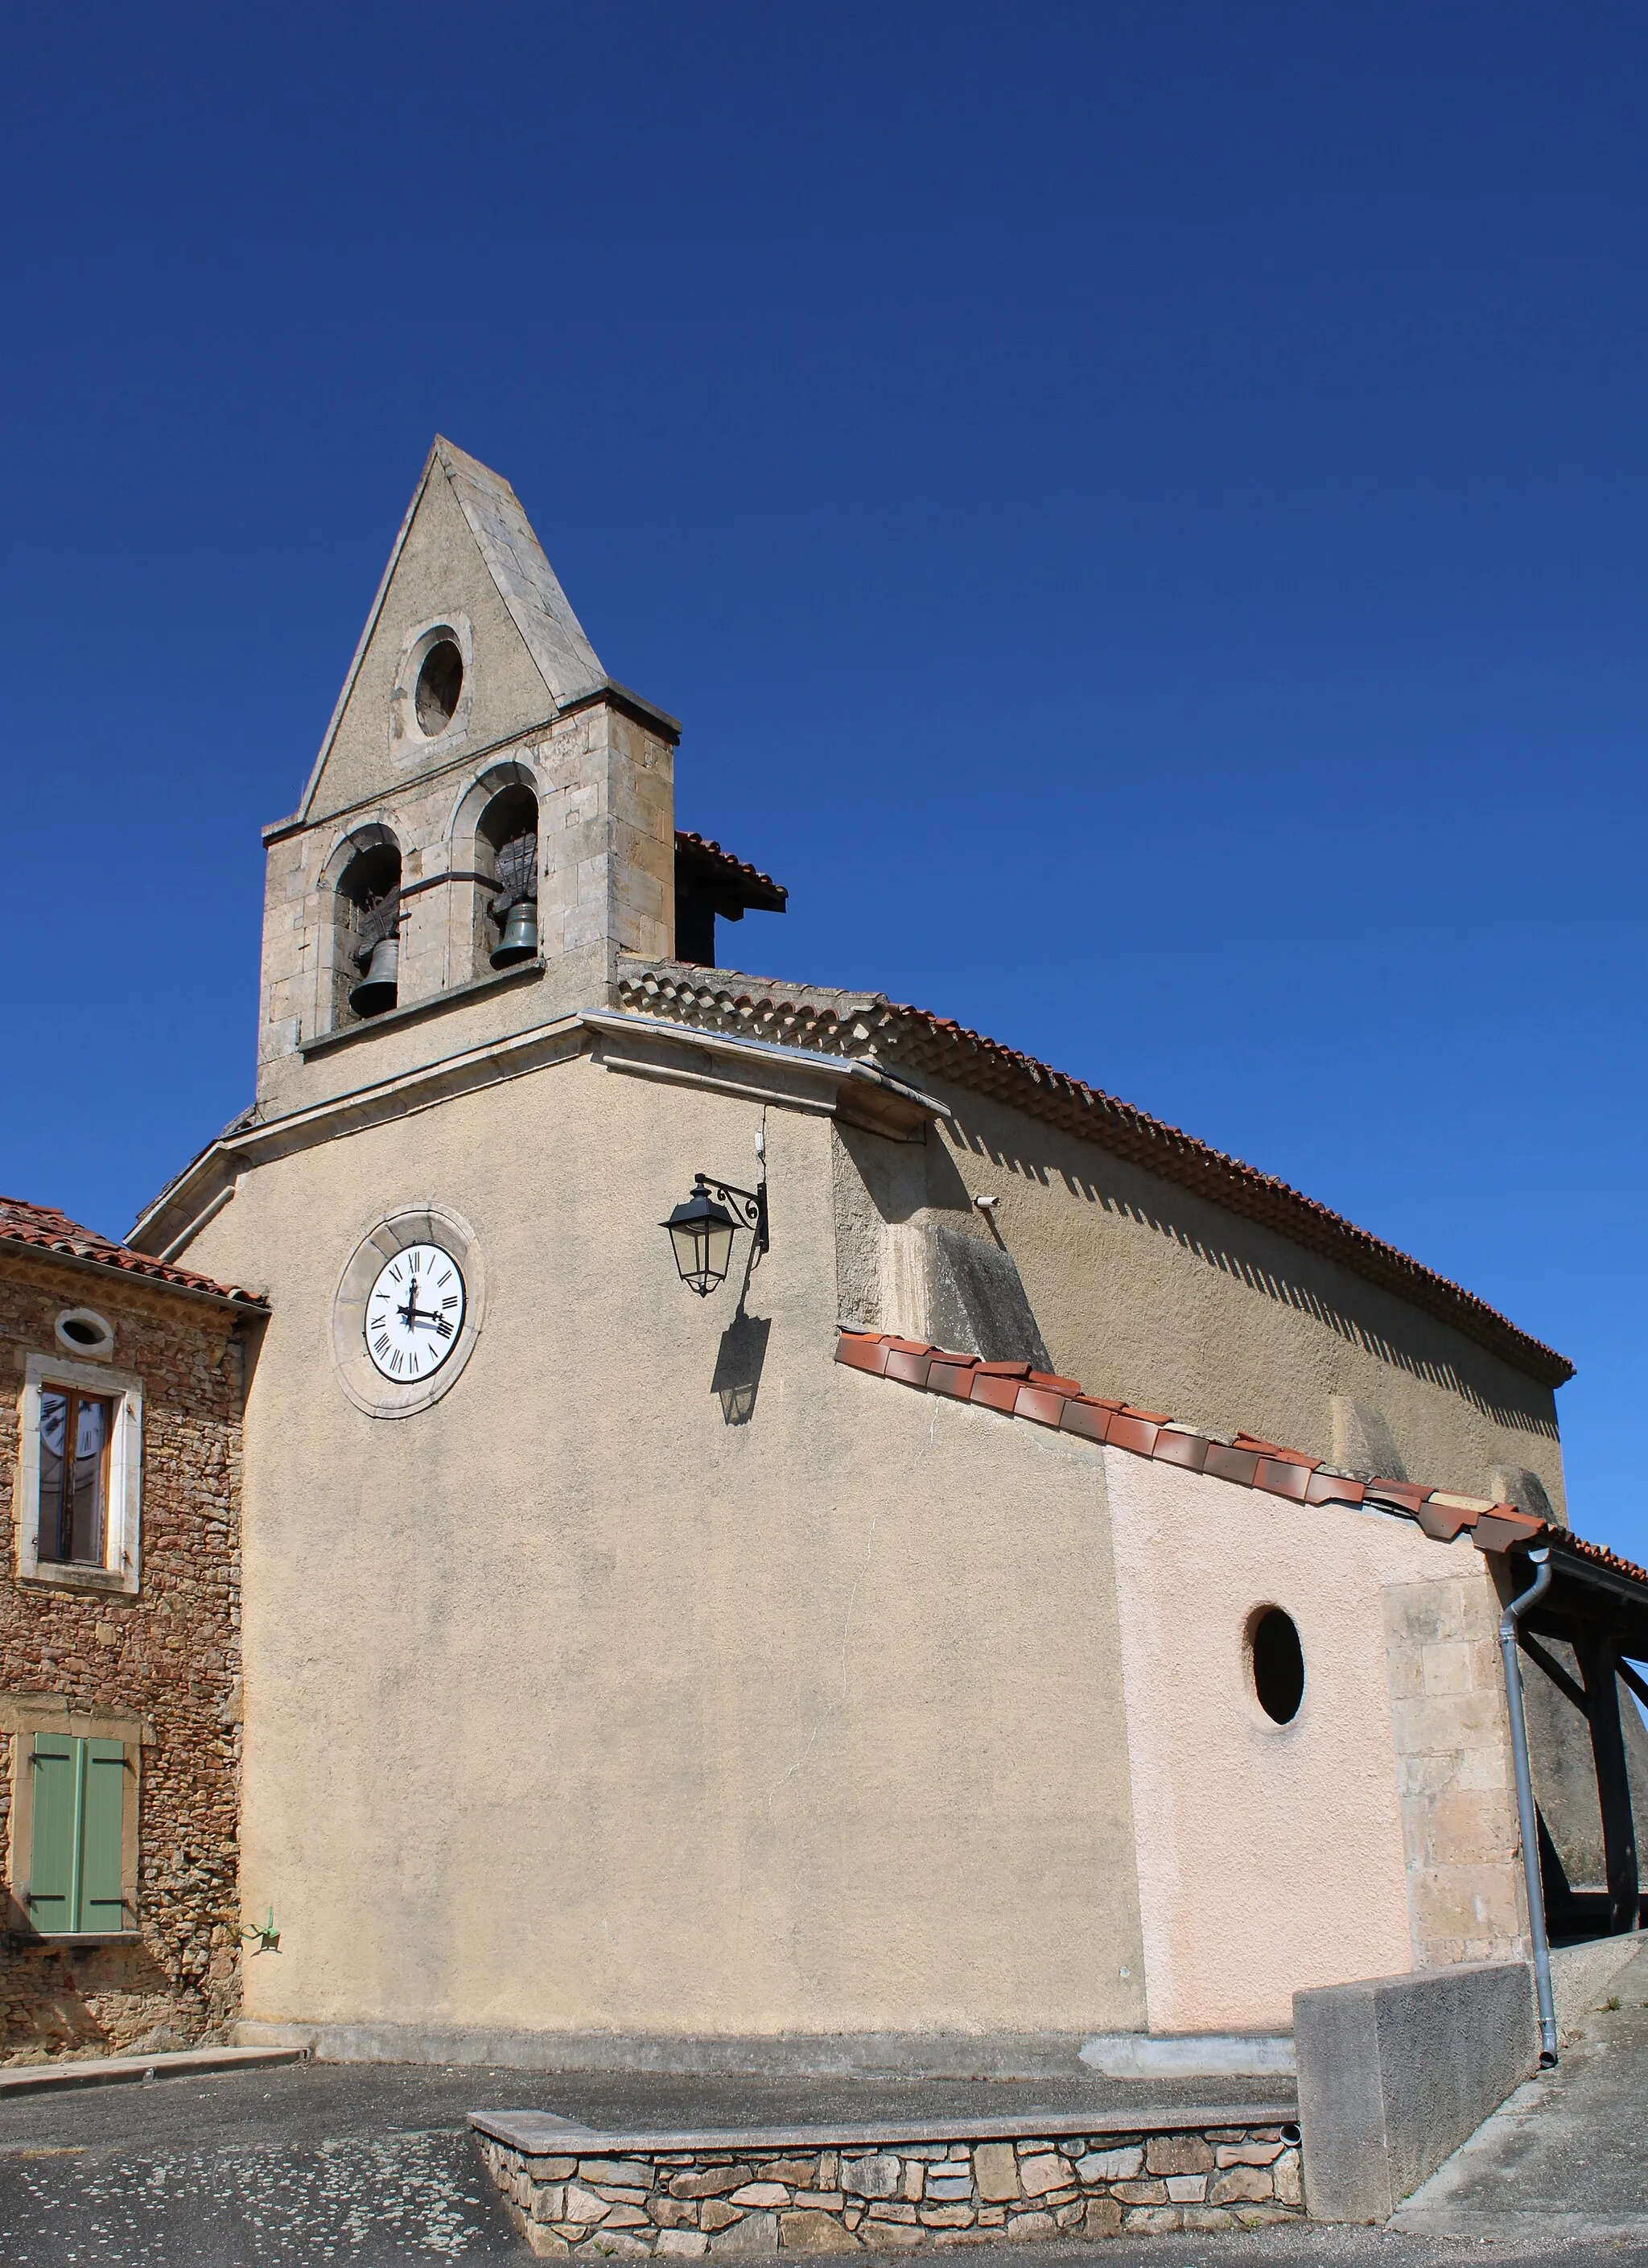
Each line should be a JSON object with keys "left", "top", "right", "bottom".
{"left": 364, "top": 1243, "right": 467, "bottom": 1382}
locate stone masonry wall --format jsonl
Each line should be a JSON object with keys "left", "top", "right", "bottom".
{"left": 258, "top": 695, "right": 675, "bottom": 1095}
{"left": 0, "top": 1252, "right": 245, "bottom": 2061}
{"left": 472, "top": 2122, "right": 1305, "bottom": 2257}
{"left": 1382, "top": 1568, "right": 1526, "bottom": 1969}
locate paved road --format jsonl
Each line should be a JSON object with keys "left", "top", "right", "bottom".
{"left": 0, "top": 2066, "right": 1296, "bottom": 2266}
{"left": 0, "top": 2030, "right": 1642, "bottom": 2266}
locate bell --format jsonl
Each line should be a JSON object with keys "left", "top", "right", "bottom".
{"left": 349, "top": 937, "right": 399, "bottom": 1017}
{"left": 490, "top": 898, "right": 538, "bottom": 969}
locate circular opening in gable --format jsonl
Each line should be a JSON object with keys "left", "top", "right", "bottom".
{"left": 1250, "top": 1606, "right": 1304, "bottom": 1725}
{"left": 414, "top": 639, "right": 464, "bottom": 736}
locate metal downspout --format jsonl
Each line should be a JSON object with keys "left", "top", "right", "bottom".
{"left": 1500, "top": 1547, "right": 1558, "bottom": 2064}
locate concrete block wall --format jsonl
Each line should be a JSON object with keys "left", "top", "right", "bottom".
{"left": 1294, "top": 1960, "right": 1537, "bottom": 2221}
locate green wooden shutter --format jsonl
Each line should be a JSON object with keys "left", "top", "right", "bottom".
{"left": 27, "top": 1734, "right": 130, "bottom": 1933}
{"left": 80, "top": 1741, "right": 128, "bottom": 1933}
{"left": 27, "top": 1734, "right": 78, "bottom": 1932}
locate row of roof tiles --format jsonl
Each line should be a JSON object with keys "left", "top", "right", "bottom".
{"left": 622, "top": 964, "right": 1573, "bottom": 1392}
{"left": 674, "top": 832, "right": 789, "bottom": 911}
{"left": 0, "top": 1198, "right": 266, "bottom": 1311}
{"left": 833, "top": 1330, "right": 1648, "bottom": 1582}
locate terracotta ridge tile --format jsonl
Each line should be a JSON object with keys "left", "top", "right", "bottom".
{"left": 1366, "top": 1478, "right": 1431, "bottom": 1515}
{"left": 1233, "top": 1433, "right": 1316, "bottom": 1466}
{"left": 830, "top": 1326, "right": 1642, "bottom": 1581}
{"left": 674, "top": 830, "right": 788, "bottom": 904}
{"left": 1425, "top": 1489, "right": 1499, "bottom": 1515}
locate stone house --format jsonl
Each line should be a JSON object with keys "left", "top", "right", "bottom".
{"left": 0, "top": 1197, "right": 266, "bottom": 2061}
{"left": 128, "top": 437, "right": 1646, "bottom": 2072}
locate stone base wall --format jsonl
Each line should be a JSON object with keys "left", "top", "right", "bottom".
{"left": 473, "top": 2124, "right": 1304, "bottom": 2256}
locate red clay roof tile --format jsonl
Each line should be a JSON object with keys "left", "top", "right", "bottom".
{"left": 1013, "top": 1385, "right": 1069, "bottom": 1427}
{"left": 674, "top": 832, "right": 788, "bottom": 911}
{"left": 0, "top": 1195, "right": 266, "bottom": 1310}
{"left": 834, "top": 1327, "right": 1641, "bottom": 1589}
{"left": 1152, "top": 1429, "right": 1210, "bottom": 1472}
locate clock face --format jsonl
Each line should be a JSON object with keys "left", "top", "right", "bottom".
{"left": 364, "top": 1243, "right": 467, "bottom": 1383}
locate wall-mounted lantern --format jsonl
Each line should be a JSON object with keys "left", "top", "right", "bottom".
{"left": 661, "top": 1134, "right": 769, "bottom": 1297}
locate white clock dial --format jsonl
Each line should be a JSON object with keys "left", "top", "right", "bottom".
{"left": 363, "top": 1243, "right": 467, "bottom": 1383}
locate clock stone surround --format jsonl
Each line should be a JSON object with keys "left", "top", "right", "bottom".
{"left": 331, "top": 1203, "right": 486, "bottom": 1419}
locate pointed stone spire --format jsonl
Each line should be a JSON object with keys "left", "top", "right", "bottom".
{"left": 297, "top": 435, "right": 612, "bottom": 822}
{"left": 431, "top": 436, "right": 606, "bottom": 711}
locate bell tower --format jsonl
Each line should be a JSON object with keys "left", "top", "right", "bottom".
{"left": 253, "top": 437, "right": 678, "bottom": 1114}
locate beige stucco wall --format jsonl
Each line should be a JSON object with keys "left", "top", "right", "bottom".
{"left": 836, "top": 1092, "right": 1566, "bottom": 1520}
{"left": 1102, "top": 1450, "right": 1526, "bottom": 2036}
{"left": 185, "top": 1055, "right": 1147, "bottom": 2043}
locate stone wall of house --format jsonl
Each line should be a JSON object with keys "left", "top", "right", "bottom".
{"left": 0, "top": 1252, "right": 245, "bottom": 2062}
{"left": 472, "top": 2124, "right": 1304, "bottom": 2257}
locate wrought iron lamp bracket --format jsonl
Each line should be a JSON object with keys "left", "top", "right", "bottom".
{"left": 692, "top": 1172, "right": 769, "bottom": 1264}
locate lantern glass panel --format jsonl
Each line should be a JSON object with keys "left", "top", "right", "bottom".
{"left": 663, "top": 1190, "right": 738, "bottom": 1295}
{"left": 702, "top": 1211, "right": 736, "bottom": 1285}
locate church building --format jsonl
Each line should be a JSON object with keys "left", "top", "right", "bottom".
{"left": 126, "top": 438, "right": 1646, "bottom": 2072}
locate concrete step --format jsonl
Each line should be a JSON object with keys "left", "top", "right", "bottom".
{"left": 0, "top": 2043, "right": 307, "bottom": 2098}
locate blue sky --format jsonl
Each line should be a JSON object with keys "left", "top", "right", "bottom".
{"left": 3, "top": 4, "right": 1644, "bottom": 1561}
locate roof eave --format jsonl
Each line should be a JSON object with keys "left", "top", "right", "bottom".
{"left": 620, "top": 960, "right": 1574, "bottom": 1392}
{"left": 0, "top": 1232, "right": 267, "bottom": 1315}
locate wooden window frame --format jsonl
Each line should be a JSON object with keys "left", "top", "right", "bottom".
{"left": 0, "top": 1697, "right": 147, "bottom": 1944}
{"left": 35, "top": 1383, "right": 115, "bottom": 1567}
{"left": 14, "top": 1355, "right": 143, "bottom": 1597}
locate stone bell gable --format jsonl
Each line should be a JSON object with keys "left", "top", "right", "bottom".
{"left": 254, "top": 438, "right": 678, "bottom": 1112}
{"left": 300, "top": 435, "right": 609, "bottom": 819}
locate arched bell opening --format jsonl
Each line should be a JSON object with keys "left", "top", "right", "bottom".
{"left": 475, "top": 784, "right": 539, "bottom": 975}
{"left": 333, "top": 839, "right": 403, "bottom": 1023}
